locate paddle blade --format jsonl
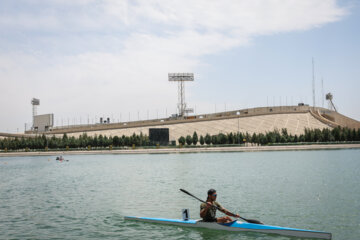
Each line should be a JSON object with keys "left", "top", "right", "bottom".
{"left": 179, "top": 189, "right": 190, "bottom": 195}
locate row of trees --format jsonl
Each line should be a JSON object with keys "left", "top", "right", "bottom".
{"left": 1, "top": 127, "right": 359, "bottom": 151}
{"left": 178, "top": 127, "right": 360, "bottom": 146}
{"left": 0, "top": 133, "right": 151, "bottom": 150}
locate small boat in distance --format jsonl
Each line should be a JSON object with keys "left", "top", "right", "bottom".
{"left": 55, "top": 156, "right": 68, "bottom": 161}
{"left": 124, "top": 216, "right": 331, "bottom": 239}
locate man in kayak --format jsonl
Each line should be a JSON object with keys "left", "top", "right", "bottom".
{"left": 200, "top": 189, "right": 240, "bottom": 223}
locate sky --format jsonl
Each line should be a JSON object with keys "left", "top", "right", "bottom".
{"left": 0, "top": 0, "right": 359, "bottom": 133}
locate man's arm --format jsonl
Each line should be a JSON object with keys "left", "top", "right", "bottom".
{"left": 220, "top": 208, "right": 240, "bottom": 218}
{"left": 200, "top": 202, "right": 212, "bottom": 218}
{"left": 217, "top": 203, "right": 240, "bottom": 218}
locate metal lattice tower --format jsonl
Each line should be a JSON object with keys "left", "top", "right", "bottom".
{"left": 326, "top": 93, "right": 337, "bottom": 112}
{"left": 168, "top": 73, "right": 194, "bottom": 117}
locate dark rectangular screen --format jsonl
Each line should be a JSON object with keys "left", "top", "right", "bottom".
{"left": 149, "top": 128, "right": 169, "bottom": 145}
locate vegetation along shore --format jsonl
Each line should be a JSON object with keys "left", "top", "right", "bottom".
{"left": 0, "top": 127, "right": 359, "bottom": 156}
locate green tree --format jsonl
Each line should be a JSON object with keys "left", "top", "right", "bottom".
{"left": 69, "top": 136, "right": 76, "bottom": 148}
{"left": 281, "top": 128, "right": 288, "bottom": 142}
{"left": 350, "top": 129, "right": 356, "bottom": 141}
{"left": 266, "top": 132, "right": 276, "bottom": 144}
{"left": 314, "top": 129, "right": 322, "bottom": 142}
{"left": 218, "top": 133, "right": 228, "bottom": 144}
{"left": 103, "top": 135, "right": 110, "bottom": 147}
{"left": 228, "top": 133, "right": 234, "bottom": 144}
{"left": 273, "top": 129, "right": 281, "bottom": 143}
{"left": 238, "top": 132, "right": 244, "bottom": 144}
{"left": 186, "top": 135, "right": 192, "bottom": 145}
{"left": 139, "top": 133, "right": 144, "bottom": 146}
{"left": 205, "top": 134, "right": 211, "bottom": 145}
{"left": 178, "top": 136, "right": 186, "bottom": 145}
{"left": 298, "top": 134, "right": 305, "bottom": 142}
{"left": 98, "top": 135, "right": 104, "bottom": 147}
{"left": 131, "top": 133, "right": 140, "bottom": 146}
{"left": 124, "top": 136, "right": 130, "bottom": 146}
{"left": 199, "top": 135, "right": 205, "bottom": 145}
{"left": 211, "top": 135, "right": 218, "bottom": 145}
{"left": 322, "top": 128, "right": 331, "bottom": 142}
{"left": 259, "top": 133, "right": 267, "bottom": 145}
{"left": 92, "top": 135, "right": 98, "bottom": 147}
{"left": 251, "top": 133, "right": 258, "bottom": 144}
{"left": 356, "top": 129, "right": 360, "bottom": 141}
{"left": 192, "top": 131, "right": 198, "bottom": 145}
{"left": 113, "top": 136, "right": 120, "bottom": 146}
{"left": 332, "top": 127, "right": 341, "bottom": 141}
{"left": 304, "top": 128, "right": 314, "bottom": 142}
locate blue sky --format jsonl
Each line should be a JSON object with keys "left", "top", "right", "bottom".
{"left": 0, "top": 0, "right": 359, "bottom": 132}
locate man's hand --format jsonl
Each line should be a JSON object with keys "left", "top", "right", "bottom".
{"left": 235, "top": 214, "right": 240, "bottom": 218}
{"left": 206, "top": 202, "right": 213, "bottom": 208}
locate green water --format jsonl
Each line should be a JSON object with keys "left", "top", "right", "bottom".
{"left": 0, "top": 150, "right": 359, "bottom": 239}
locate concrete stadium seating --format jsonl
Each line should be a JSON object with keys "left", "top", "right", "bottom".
{"left": 64, "top": 112, "right": 329, "bottom": 142}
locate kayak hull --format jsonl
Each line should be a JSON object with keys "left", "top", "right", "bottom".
{"left": 125, "top": 216, "right": 331, "bottom": 239}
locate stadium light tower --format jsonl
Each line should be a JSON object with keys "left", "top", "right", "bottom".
{"left": 326, "top": 93, "right": 337, "bottom": 112}
{"left": 168, "top": 73, "right": 194, "bottom": 117}
{"left": 31, "top": 98, "right": 40, "bottom": 128}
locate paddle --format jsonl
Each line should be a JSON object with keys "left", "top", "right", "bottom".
{"left": 180, "top": 188, "right": 263, "bottom": 224}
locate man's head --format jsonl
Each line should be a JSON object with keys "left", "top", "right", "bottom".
{"left": 207, "top": 188, "right": 217, "bottom": 201}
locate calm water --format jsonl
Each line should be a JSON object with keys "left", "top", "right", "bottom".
{"left": 0, "top": 150, "right": 359, "bottom": 240}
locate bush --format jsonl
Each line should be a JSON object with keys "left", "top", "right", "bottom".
{"left": 178, "top": 136, "right": 186, "bottom": 145}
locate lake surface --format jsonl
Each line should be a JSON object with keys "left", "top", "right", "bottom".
{"left": 0, "top": 149, "right": 359, "bottom": 239}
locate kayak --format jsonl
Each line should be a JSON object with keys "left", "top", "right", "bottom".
{"left": 125, "top": 216, "right": 331, "bottom": 239}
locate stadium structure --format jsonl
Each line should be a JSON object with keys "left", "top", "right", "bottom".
{"left": 1, "top": 73, "right": 359, "bottom": 143}
{"left": 15, "top": 105, "right": 360, "bottom": 144}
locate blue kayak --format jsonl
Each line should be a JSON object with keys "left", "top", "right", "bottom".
{"left": 125, "top": 216, "right": 331, "bottom": 239}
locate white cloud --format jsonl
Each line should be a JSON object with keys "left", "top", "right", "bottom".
{"left": 0, "top": 0, "right": 348, "bottom": 132}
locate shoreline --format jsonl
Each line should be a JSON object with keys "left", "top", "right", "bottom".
{"left": 1, "top": 144, "right": 360, "bottom": 157}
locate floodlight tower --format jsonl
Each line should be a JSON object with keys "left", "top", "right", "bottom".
{"left": 31, "top": 98, "right": 40, "bottom": 128}
{"left": 168, "top": 73, "right": 194, "bottom": 117}
{"left": 326, "top": 93, "right": 337, "bottom": 112}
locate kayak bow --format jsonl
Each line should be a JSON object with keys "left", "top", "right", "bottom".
{"left": 125, "top": 216, "right": 331, "bottom": 239}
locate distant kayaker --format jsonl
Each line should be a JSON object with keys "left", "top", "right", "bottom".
{"left": 200, "top": 189, "right": 240, "bottom": 223}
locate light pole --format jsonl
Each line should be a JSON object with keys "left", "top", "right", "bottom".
{"left": 236, "top": 111, "right": 240, "bottom": 144}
